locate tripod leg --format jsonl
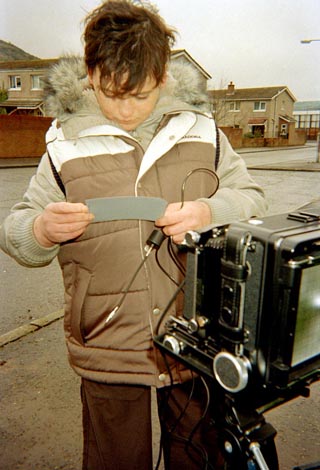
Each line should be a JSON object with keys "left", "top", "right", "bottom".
{"left": 249, "top": 442, "right": 271, "bottom": 470}
{"left": 247, "top": 438, "right": 279, "bottom": 470}
{"left": 218, "top": 404, "right": 279, "bottom": 470}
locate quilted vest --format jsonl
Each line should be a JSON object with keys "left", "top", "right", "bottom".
{"left": 47, "top": 111, "right": 219, "bottom": 387}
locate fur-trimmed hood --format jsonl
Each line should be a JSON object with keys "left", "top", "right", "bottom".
{"left": 44, "top": 56, "right": 210, "bottom": 121}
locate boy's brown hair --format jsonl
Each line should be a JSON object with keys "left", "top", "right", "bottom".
{"left": 84, "top": 0, "right": 176, "bottom": 95}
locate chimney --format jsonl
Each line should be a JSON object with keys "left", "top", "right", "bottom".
{"left": 227, "top": 81, "right": 235, "bottom": 94}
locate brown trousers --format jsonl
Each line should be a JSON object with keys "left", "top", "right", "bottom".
{"left": 81, "top": 377, "right": 224, "bottom": 470}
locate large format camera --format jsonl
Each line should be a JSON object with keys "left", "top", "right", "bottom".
{"left": 155, "top": 201, "right": 320, "bottom": 469}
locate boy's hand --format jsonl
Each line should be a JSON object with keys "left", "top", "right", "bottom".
{"left": 33, "top": 202, "right": 94, "bottom": 247}
{"left": 155, "top": 201, "right": 211, "bottom": 244}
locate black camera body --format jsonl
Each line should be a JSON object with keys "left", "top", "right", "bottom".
{"left": 155, "top": 201, "right": 320, "bottom": 409}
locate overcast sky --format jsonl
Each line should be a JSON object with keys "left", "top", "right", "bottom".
{"left": 1, "top": 0, "right": 320, "bottom": 101}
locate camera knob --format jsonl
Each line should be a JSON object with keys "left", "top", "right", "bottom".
{"left": 163, "top": 335, "right": 181, "bottom": 354}
{"left": 184, "top": 230, "right": 201, "bottom": 247}
{"left": 213, "top": 352, "right": 251, "bottom": 393}
{"left": 187, "top": 319, "right": 199, "bottom": 333}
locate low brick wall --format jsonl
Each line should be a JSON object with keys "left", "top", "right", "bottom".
{"left": 242, "top": 132, "right": 306, "bottom": 148}
{"left": 242, "top": 137, "right": 265, "bottom": 148}
{"left": 288, "top": 129, "right": 307, "bottom": 146}
{"left": 0, "top": 115, "right": 53, "bottom": 158}
{"left": 219, "top": 127, "right": 243, "bottom": 148}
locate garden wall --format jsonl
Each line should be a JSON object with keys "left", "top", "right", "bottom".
{"left": 0, "top": 115, "right": 52, "bottom": 158}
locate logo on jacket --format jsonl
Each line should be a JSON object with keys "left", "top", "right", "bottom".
{"left": 180, "top": 135, "right": 202, "bottom": 140}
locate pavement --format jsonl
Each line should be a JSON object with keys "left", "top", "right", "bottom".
{"left": 0, "top": 157, "right": 41, "bottom": 168}
{"left": 0, "top": 309, "right": 64, "bottom": 348}
{"left": 247, "top": 160, "right": 320, "bottom": 171}
{"left": 238, "top": 143, "right": 320, "bottom": 171}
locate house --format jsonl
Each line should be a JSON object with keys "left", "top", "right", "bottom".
{"left": 0, "top": 58, "right": 59, "bottom": 115}
{"left": 170, "top": 49, "right": 211, "bottom": 93}
{"left": 0, "top": 49, "right": 211, "bottom": 116}
{"left": 293, "top": 101, "right": 320, "bottom": 140}
{"left": 208, "top": 81, "right": 297, "bottom": 139}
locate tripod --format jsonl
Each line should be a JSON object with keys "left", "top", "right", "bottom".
{"left": 215, "top": 396, "right": 278, "bottom": 469}
{"left": 209, "top": 377, "right": 319, "bottom": 470}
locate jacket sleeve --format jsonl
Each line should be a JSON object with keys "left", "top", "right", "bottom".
{"left": 0, "top": 153, "right": 65, "bottom": 267}
{"left": 198, "top": 129, "right": 268, "bottom": 226}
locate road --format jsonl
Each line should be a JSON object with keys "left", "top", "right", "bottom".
{"left": 239, "top": 142, "right": 318, "bottom": 166}
{"left": 0, "top": 145, "right": 319, "bottom": 470}
{"left": 242, "top": 144, "right": 320, "bottom": 216}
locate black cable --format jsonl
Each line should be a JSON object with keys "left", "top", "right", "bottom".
{"left": 154, "top": 278, "right": 185, "bottom": 336}
{"left": 105, "top": 229, "right": 166, "bottom": 324}
{"left": 152, "top": 167, "right": 219, "bottom": 289}
{"left": 167, "top": 403, "right": 215, "bottom": 469}
{"left": 153, "top": 169, "right": 219, "bottom": 467}
{"left": 155, "top": 246, "right": 182, "bottom": 288}
{"left": 156, "top": 350, "right": 218, "bottom": 469}
{"left": 152, "top": 237, "right": 186, "bottom": 294}
{"left": 105, "top": 253, "right": 149, "bottom": 324}
{"left": 171, "top": 433, "right": 214, "bottom": 470}
{"left": 214, "top": 123, "right": 221, "bottom": 171}
{"left": 180, "top": 167, "right": 219, "bottom": 208}
{"left": 155, "top": 356, "right": 198, "bottom": 469}
{"left": 168, "top": 377, "right": 196, "bottom": 434}
{"left": 168, "top": 237, "right": 186, "bottom": 275}
{"left": 163, "top": 375, "right": 212, "bottom": 469}
{"left": 185, "top": 377, "right": 211, "bottom": 456}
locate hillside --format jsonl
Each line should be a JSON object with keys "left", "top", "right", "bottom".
{"left": 0, "top": 40, "right": 39, "bottom": 61}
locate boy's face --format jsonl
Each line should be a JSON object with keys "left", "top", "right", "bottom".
{"left": 89, "top": 68, "right": 166, "bottom": 131}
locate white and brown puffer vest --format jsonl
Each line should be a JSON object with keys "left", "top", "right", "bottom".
{"left": 44, "top": 57, "right": 220, "bottom": 387}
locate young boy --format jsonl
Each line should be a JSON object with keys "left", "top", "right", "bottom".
{"left": 0, "top": 1, "right": 267, "bottom": 468}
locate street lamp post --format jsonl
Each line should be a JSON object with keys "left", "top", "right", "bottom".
{"left": 300, "top": 38, "right": 320, "bottom": 162}
{"left": 300, "top": 39, "right": 320, "bottom": 44}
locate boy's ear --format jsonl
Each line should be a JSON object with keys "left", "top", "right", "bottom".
{"left": 160, "top": 71, "right": 168, "bottom": 89}
{"left": 88, "top": 67, "right": 100, "bottom": 88}
{"left": 87, "top": 69, "right": 94, "bottom": 86}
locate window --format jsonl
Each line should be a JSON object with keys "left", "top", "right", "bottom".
{"left": 31, "top": 75, "right": 44, "bottom": 90}
{"left": 229, "top": 101, "right": 240, "bottom": 112}
{"left": 310, "top": 114, "right": 320, "bottom": 129}
{"left": 296, "top": 114, "right": 320, "bottom": 129}
{"left": 9, "top": 75, "right": 21, "bottom": 89}
{"left": 253, "top": 101, "right": 266, "bottom": 111}
{"left": 298, "top": 116, "right": 306, "bottom": 128}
